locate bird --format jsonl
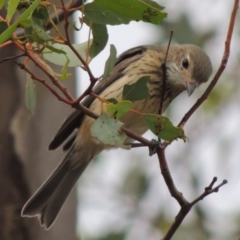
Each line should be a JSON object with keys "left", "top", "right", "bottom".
{"left": 21, "top": 44, "right": 213, "bottom": 229}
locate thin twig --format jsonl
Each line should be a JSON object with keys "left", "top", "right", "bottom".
{"left": 159, "top": 2, "right": 238, "bottom": 238}
{"left": 178, "top": 0, "right": 239, "bottom": 128}
{"left": 16, "top": 61, "right": 72, "bottom": 104}
{"left": 162, "top": 177, "right": 227, "bottom": 240}
{"left": 159, "top": 30, "right": 174, "bottom": 115}
{"left": 15, "top": 0, "right": 84, "bottom": 37}
{"left": 0, "top": 53, "right": 25, "bottom": 63}
{"left": 61, "top": 0, "right": 96, "bottom": 82}
{"left": 157, "top": 147, "right": 189, "bottom": 207}
{"left": 190, "top": 178, "right": 228, "bottom": 206}
{"left": 24, "top": 44, "right": 74, "bottom": 101}
{"left": 73, "top": 103, "right": 153, "bottom": 147}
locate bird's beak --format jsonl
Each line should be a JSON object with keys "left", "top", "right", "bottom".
{"left": 186, "top": 81, "right": 197, "bottom": 96}
{"left": 182, "top": 71, "right": 197, "bottom": 96}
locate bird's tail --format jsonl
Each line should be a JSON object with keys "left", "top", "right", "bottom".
{"left": 21, "top": 148, "right": 89, "bottom": 229}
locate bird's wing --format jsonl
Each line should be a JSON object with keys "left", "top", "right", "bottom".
{"left": 48, "top": 46, "right": 148, "bottom": 150}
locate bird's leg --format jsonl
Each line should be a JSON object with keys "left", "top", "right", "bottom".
{"left": 148, "top": 139, "right": 162, "bottom": 156}
{"left": 127, "top": 139, "right": 163, "bottom": 156}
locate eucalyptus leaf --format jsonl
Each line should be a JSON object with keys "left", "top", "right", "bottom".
{"left": 95, "top": 0, "right": 167, "bottom": 24}
{"left": 0, "top": 0, "right": 41, "bottom": 44}
{"left": 0, "top": 0, "right": 5, "bottom": 9}
{"left": 102, "top": 44, "right": 117, "bottom": 80}
{"left": 7, "top": 0, "right": 20, "bottom": 23}
{"left": 107, "top": 100, "right": 132, "bottom": 119}
{"left": 25, "top": 74, "right": 36, "bottom": 116}
{"left": 91, "top": 112, "right": 129, "bottom": 149}
{"left": 143, "top": 114, "right": 187, "bottom": 141}
{"left": 107, "top": 98, "right": 118, "bottom": 104}
{"left": 31, "top": 17, "right": 51, "bottom": 42}
{"left": 42, "top": 41, "right": 93, "bottom": 67}
{"left": 0, "top": 21, "right": 8, "bottom": 34}
{"left": 123, "top": 76, "right": 150, "bottom": 101}
{"left": 89, "top": 22, "right": 108, "bottom": 59}
{"left": 82, "top": 1, "right": 131, "bottom": 25}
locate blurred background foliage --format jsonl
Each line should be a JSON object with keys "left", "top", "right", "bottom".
{"left": 75, "top": 1, "right": 240, "bottom": 239}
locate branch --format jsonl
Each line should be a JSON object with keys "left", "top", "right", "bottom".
{"left": 158, "top": 2, "right": 238, "bottom": 237}
{"left": 72, "top": 103, "right": 153, "bottom": 147}
{"left": 190, "top": 177, "right": 228, "bottom": 206}
{"left": 24, "top": 44, "right": 74, "bottom": 101}
{"left": 157, "top": 147, "right": 189, "bottom": 207}
{"left": 157, "top": 145, "right": 228, "bottom": 240}
{"left": 162, "top": 177, "right": 227, "bottom": 240}
{"left": 159, "top": 30, "right": 174, "bottom": 115}
{"left": 0, "top": 53, "right": 25, "bottom": 63}
{"left": 61, "top": 0, "right": 96, "bottom": 82}
{"left": 16, "top": 61, "right": 72, "bottom": 104}
{"left": 15, "top": 0, "right": 84, "bottom": 37}
{"left": 178, "top": 0, "right": 239, "bottom": 128}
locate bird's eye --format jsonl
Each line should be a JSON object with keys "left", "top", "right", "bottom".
{"left": 182, "top": 58, "right": 189, "bottom": 69}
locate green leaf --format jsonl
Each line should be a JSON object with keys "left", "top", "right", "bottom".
{"left": 42, "top": 41, "right": 92, "bottom": 67}
{"left": 107, "top": 98, "right": 118, "bottom": 104}
{"left": 0, "top": 21, "right": 8, "bottom": 34}
{"left": 18, "top": 17, "right": 32, "bottom": 28}
{"left": 31, "top": 17, "right": 51, "bottom": 42}
{"left": 89, "top": 22, "right": 108, "bottom": 59}
{"left": 32, "top": 5, "right": 49, "bottom": 20}
{"left": 0, "top": 23, "right": 18, "bottom": 44}
{"left": 7, "top": 0, "right": 20, "bottom": 23}
{"left": 91, "top": 112, "right": 129, "bottom": 149}
{"left": 60, "top": 56, "right": 71, "bottom": 80}
{"left": 123, "top": 76, "right": 150, "bottom": 101}
{"left": 107, "top": 100, "right": 132, "bottom": 119}
{"left": 52, "top": 56, "right": 71, "bottom": 80}
{"left": 82, "top": 1, "right": 132, "bottom": 25}
{"left": 102, "top": 44, "right": 117, "bottom": 80}
{"left": 0, "top": 0, "right": 5, "bottom": 9}
{"left": 0, "top": 0, "right": 41, "bottom": 44}
{"left": 95, "top": 0, "right": 167, "bottom": 24}
{"left": 45, "top": 45, "right": 66, "bottom": 54}
{"left": 143, "top": 114, "right": 187, "bottom": 141}
{"left": 25, "top": 74, "right": 36, "bottom": 116}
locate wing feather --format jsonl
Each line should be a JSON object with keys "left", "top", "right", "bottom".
{"left": 48, "top": 46, "right": 147, "bottom": 150}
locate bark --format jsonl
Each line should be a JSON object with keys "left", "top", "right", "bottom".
{"left": 0, "top": 12, "right": 77, "bottom": 240}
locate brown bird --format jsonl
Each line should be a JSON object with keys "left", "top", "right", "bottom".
{"left": 21, "top": 44, "right": 212, "bottom": 229}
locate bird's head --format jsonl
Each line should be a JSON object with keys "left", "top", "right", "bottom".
{"left": 166, "top": 44, "right": 213, "bottom": 96}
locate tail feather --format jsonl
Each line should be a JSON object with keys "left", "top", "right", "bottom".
{"left": 40, "top": 166, "right": 85, "bottom": 228}
{"left": 22, "top": 149, "right": 89, "bottom": 229}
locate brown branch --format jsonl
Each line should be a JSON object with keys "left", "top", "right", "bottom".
{"left": 60, "top": 0, "right": 96, "bottom": 82}
{"left": 24, "top": 45, "right": 74, "bottom": 101}
{"left": 159, "top": 30, "right": 174, "bottom": 115}
{"left": 15, "top": 0, "right": 84, "bottom": 37}
{"left": 157, "top": 147, "right": 189, "bottom": 207}
{"left": 162, "top": 177, "right": 227, "bottom": 240}
{"left": 190, "top": 177, "right": 227, "bottom": 206}
{"left": 0, "top": 53, "right": 25, "bottom": 63}
{"left": 158, "top": 2, "right": 238, "bottom": 238}
{"left": 157, "top": 144, "right": 227, "bottom": 239}
{"left": 73, "top": 77, "right": 99, "bottom": 104}
{"left": 178, "top": 0, "right": 239, "bottom": 128}
{"left": 12, "top": 41, "right": 73, "bottom": 102}
{"left": 72, "top": 103, "right": 153, "bottom": 147}
{"left": 16, "top": 61, "right": 72, "bottom": 104}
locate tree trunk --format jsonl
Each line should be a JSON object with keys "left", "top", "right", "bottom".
{"left": 0, "top": 21, "right": 77, "bottom": 240}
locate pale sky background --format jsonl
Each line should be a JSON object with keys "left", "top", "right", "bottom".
{"left": 74, "top": 1, "right": 240, "bottom": 239}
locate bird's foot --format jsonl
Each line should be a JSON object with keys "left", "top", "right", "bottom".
{"left": 148, "top": 139, "right": 163, "bottom": 156}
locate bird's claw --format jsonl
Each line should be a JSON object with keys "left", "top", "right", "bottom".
{"left": 149, "top": 139, "right": 162, "bottom": 156}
